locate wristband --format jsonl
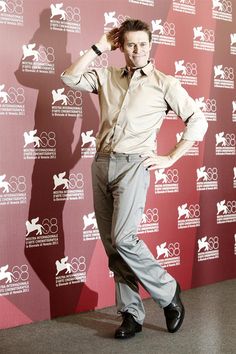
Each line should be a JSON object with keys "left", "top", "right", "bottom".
{"left": 91, "top": 44, "right": 102, "bottom": 56}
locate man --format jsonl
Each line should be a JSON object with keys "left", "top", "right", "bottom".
{"left": 61, "top": 19, "right": 208, "bottom": 339}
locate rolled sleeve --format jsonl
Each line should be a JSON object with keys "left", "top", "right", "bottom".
{"left": 61, "top": 68, "right": 107, "bottom": 94}
{"left": 165, "top": 78, "right": 208, "bottom": 141}
{"left": 181, "top": 110, "right": 208, "bottom": 141}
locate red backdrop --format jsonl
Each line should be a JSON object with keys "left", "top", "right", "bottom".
{"left": 0, "top": 0, "right": 236, "bottom": 329}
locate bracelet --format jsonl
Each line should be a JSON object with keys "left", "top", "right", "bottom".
{"left": 91, "top": 44, "right": 102, "bottom": 56}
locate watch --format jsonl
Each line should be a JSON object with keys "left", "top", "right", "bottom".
{"left": 91, "top": 44, "right": 102, "bottom": 56}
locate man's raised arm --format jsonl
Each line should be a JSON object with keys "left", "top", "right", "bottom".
{"left": 61, "top": 29, "right": 120, "bottom": 93}
{"left": 64, "top": 29, "right": 119, "bottom": 76}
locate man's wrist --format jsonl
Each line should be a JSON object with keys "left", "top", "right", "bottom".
{"left": 166, "top": 154, "right": 177, "bottom": 166}
{"left": 95, "top": 42, "right": 111, "bottom": 53}
{"left": 168, "top": 154, "right": 175, "bottom": 163}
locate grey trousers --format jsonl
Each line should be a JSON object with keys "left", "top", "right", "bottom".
{"left": 91, "top": 152, "right": 176, "bottom": 325}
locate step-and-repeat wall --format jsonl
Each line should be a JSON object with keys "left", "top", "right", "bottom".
{"left": 0, "top": 0, "right": 235, "bottom": 329}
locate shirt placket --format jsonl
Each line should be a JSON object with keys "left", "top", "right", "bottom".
{"left": 110, "top": 71, "right": 140, "bottom": 150}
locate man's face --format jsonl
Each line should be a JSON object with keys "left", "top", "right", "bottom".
{"left": 120, "top": 31, "right": 152, "bottom": 69}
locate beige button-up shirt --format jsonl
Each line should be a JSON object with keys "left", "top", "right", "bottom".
{"left": 61, "top": 62, "right": 208, "bottom": 154}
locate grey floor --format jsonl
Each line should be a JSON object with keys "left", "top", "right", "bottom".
{"left": 0, "top": 279, "right": 235, "bottom": 354}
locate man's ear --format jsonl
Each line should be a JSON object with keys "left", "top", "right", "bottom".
{"left": 119, "top": 44, "right": 124, "bottom": 53}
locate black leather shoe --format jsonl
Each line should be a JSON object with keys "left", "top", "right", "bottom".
{"left": 164, "top": 282, "right": 185, "bottom": 333}
{"left": 114, "top": 312, "right": 142, "bottom": 339}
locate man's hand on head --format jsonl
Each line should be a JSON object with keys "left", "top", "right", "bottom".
{"left": 97, "top": 28, "right": 120, "bottom": 52}
{"left": 107, "top": 28, "right": 120, "bottom": 50}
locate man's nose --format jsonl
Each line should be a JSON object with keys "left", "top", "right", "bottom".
{"left": 133, "top": 45, "right": 140, "bottom": 53}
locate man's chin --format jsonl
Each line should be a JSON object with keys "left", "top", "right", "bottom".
{"left": 132, "top": 60, "right": 148, "bottom": 68}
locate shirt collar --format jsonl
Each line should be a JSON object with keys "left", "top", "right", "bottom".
{"left": 120, "top": 61, "right": 154, "bottom": 77}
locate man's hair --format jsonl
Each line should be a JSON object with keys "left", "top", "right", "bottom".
{"left": 118, "top": 19, "right": 152, "bottom": 47}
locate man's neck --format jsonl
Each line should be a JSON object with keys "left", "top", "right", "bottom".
{"left": 126, "top": 61, "right": 149, "bottom": 74}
